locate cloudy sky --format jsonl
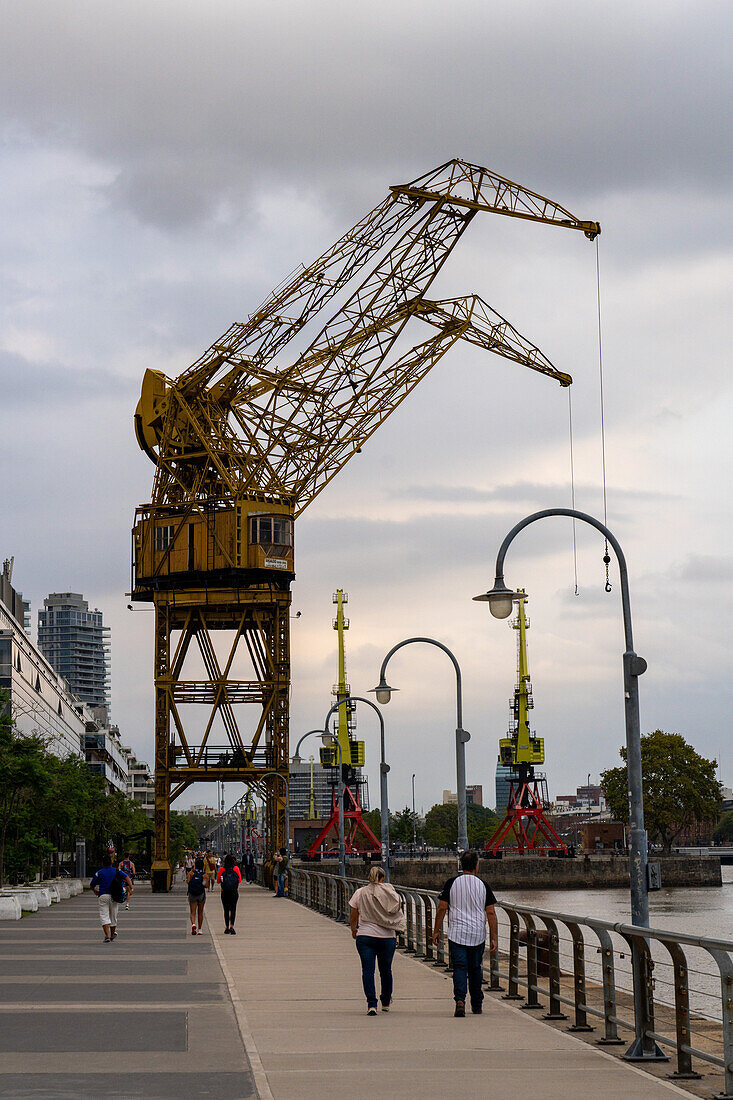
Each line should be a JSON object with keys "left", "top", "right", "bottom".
{"left": 2, "top": 0, "right": 731, "bottom": 814}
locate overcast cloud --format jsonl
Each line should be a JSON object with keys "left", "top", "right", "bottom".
{"left": 2, "top": 0, "right": 731, "bottom": 813}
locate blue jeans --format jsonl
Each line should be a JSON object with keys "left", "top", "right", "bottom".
{"left": 275, "top": 872, "right": 286, "bottom": 897}
{"left": 355, "top": 935, "right": 396, "bottom": 1008}
{"left": 449, "top": 940, "right": 485, "bottom": 1008}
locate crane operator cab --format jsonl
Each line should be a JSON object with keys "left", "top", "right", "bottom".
{"left": 131, "top": 498, "right": 294, "bottom": 598}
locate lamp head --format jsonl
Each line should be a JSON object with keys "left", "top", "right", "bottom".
{"left": 291, "top": 753, "right": 301, "bottom": 767}
{"left": 371, "top": 678, "right": 397, "bottom": 705}
{"left": 473, "top": 579, "right": 526, "bottom": 619}
{"left": 321, "top": 731, "right": 335, "bottom": 747}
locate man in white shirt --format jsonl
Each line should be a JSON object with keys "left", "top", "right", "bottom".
{"left": 432, "top": 849, "right": 498, "bottom": 1017}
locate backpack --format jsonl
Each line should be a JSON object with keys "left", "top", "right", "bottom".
{"left": 221, "top": 868, "right": 239, "bottom": 893}
{"left": 109, "top": 870, "right": 126, "bottom": 903}
{"left": 188, "top": 869, "right": 205, "bottom": 897}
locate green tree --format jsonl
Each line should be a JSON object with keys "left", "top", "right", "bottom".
{"left": 391, "top": 807, "right": 419, "bottom": 844}
{"left": 0, "top": 692, "right": 52, "bottom": 885}
{"left": 423, "top": 803, "right": 456, "bottom": 848}
{"left": 601, "top": 730, "right": 722, "bottom": 853}
{"left": 170, "top": 811, "right": 199, "bottom": 866}
{"left": 713, "top": 810, "right": 733, "bottom": 844}
{"left": 423, "top": 802, "right": 499, "bottom": 849}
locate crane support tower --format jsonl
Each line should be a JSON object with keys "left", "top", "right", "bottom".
{"left": 485, "top": 593, "right": 567, "bottom": 855}
{"left": 130, "top": 159, "right": 598, "bottom": 888}
{"left": 307, "top": 591, "right": 381, "bottom": 858}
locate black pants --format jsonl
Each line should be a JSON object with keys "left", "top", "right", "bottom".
{"left": 221, "top": 890, "right": 238, "bottom": 927}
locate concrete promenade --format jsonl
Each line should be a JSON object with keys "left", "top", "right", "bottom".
{"left": 0, "top": 879, "right": 697, "bottom": 1100}
{"left": 212, "top": 883, "right": 692, "bottom": 1100}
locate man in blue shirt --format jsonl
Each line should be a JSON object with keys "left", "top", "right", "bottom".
{"left": 90, "top": 855, "right": 134, "bottom": 943}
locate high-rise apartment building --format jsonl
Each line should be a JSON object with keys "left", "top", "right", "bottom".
{"left": 495, "top": 762, "right": 513, "bottom": 814}
{"left": 38, "top": 593, "right": 110, "bottom": 712}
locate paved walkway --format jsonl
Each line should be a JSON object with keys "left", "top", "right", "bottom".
{"left": 0, "top": 883, "right": 255, "bottom": 1099}
{"left": 0, "top": 880, "right": 697, "bottom": 1100}
{"left": 211, "top": 884, "right": 692, "bottom": 1100}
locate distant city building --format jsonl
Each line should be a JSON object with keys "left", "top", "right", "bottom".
{"left": 38, "top": 592, "right": 110, "bottom": 712}
{"left": 721, "top": 786, "right": 733, "bottom": 812}
{"left": 494, "top": 762, "right": 514, "bottom": 813}
{"left": 123, "top": 749, "right": 155, "bottom": 817}
{"left": 1, "top": 559, "right": 30, "bottom": 634}
{"left": 0, "top": 562, "right": 88, "bottom": 758}
{"left": 189, "top": 804, "right": 219, "bottom": 818}
{"left": 83, "top": 717, "right": 128, "bottom": 794}
{"left": 443, "top": 785, "right": 483, "bottom": 807}
{"left": 290, "top": 760, "right": 340, "bottom": 819}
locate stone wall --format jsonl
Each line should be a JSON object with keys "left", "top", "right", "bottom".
{"left": 304, "top": 853, "right": 722, "bottom": 889}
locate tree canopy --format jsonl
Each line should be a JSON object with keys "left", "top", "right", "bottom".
{"left": 423, "top": 802, "right": 499, "bottom": 849}
{"left": 601, "top": 730, "right": 721, "bottom": 853}
{"left": 0, "top": 689, "right": 152, "bottom": 884}
{"left": 713, "top": 810, "right": 733, "bottom": 845}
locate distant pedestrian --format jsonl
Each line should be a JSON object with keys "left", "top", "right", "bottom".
{"left": 217, "top": 853, "right": 242, "bottom": 934}
{"left": 432, "top": 849, "right": 498, "bottom": 1017}
{"left": 274, "top": 847, "right": 289, "bottom": 897}
{"left": 119, "top": 855, "right": 136, "bottom": 909}
{"left": 187, "top": 856, "right": 207, "bottom": 935}
{"left": 90, "top": 854, "right": 133, "bottom": 943}
{"left": 349, "top": 866, "right": 406, "bottom": 1015}
{"left": 184, "top": 852, "right": 194, "bottom": 875}
{"left": 242, "top": 850, "right": 255, "bottom": 883}
{"left": 203, "top": 849, "right": 216, "bottom": 892}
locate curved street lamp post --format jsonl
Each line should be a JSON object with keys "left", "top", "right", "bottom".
{"left": 372, "top": 639, "right": 470, "bottom": 853}
{"left": 474, "top": 507, "right": 659, "bottom": 1063}
{"left": 323, "top": 696, "right": 391, "bottom": 881}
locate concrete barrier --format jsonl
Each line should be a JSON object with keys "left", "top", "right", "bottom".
{"left": 10, "top": 890, "right": 39, "bottom": 912}
{"left": 26, "top": 887, "right": 53, "bottom": 907}
{"left": 43, "top": 884, "right": 61, "bottom": 903}
{"left": 54, "top": 881, "right": 73, "bottom": 900}
{"left": 68, "top": 879, "right": 83, "bottom": 895}
{"left": 0, "top": 896, "right": 22, "bottom": 920}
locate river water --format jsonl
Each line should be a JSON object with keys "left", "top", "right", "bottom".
{"left": 491, "top": 865, "right": 733, "bottom": 1020}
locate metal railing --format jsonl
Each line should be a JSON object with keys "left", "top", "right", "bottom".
{"left": 288, "top": 868, "right": 733, "bottom": 1096}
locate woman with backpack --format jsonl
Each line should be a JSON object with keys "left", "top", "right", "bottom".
{"left": 187, "top": 856, "right": 207, "bottom": 935}
{"left": 216, "top": 852, "right": 242, "bottom": 934}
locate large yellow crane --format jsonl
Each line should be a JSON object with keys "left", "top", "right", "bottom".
{"left": 131, "top": 158, "right": 599, "bottom": 889}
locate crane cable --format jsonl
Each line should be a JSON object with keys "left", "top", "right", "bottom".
{"left": 568, "top": 387, "right": 579, "bottom": 596}
{"left": 595, "top": 238, "right": 612, "bottom": 592}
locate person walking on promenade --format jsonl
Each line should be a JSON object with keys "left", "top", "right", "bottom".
{"left": 242, "top": 850, "right": 255, "bottom": 883}
{"left": 274, "top": 847, "right": 289, "bottom": 897}
{"left": 119, "top": 854, "right": 136, "bottom": 909}
{"left": 203, "top": 849, "right": 216, "bottom": 892}
{"left": 216, "top": 853, "right": 242, "bottom": 934}
{"left": 90, "top": 854, "right": 134, "bottom": 943}
{"left": 349, "top": 866, "right": 406, "bottom": 1015}
{"left": 432, "top": 849, "right": 498, "bottom": 1017}
{"left": 187, "top": 856, "right": 207, "bottom": 935}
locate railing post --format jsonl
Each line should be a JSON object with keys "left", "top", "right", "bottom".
{"left": 593, "top": 927, "right": 624, "bottom": 1045}
{"left": 658, "top": 938, "right": 701, "bottom": 1080}
{"left": 621, "top": 930, "right": 667, "bottom": 1062}
{"left": 539, "top": 916, "right": 567, "bottom": 1020}
{"left": 420, "top": 893, "right": 435, "bottom": 961}
{"left": 521, "top": 913, "right": 543, "bottom": 1010}
{"left": 707, "top": 946, "right": 733, "bottom": 1100}
{"left": 565, "top": 921, "right": 594, "bottom": 1032}
{"left": 503, "top": 908, "right": 523, "bottom": 1001}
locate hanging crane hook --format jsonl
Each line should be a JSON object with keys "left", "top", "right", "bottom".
{"left": 603, "top": 549, "right": 612, "bottom": 592}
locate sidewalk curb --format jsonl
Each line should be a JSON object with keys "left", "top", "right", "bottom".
{"left": 207, "top": 910, "right": 274, "bottom": 1100}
